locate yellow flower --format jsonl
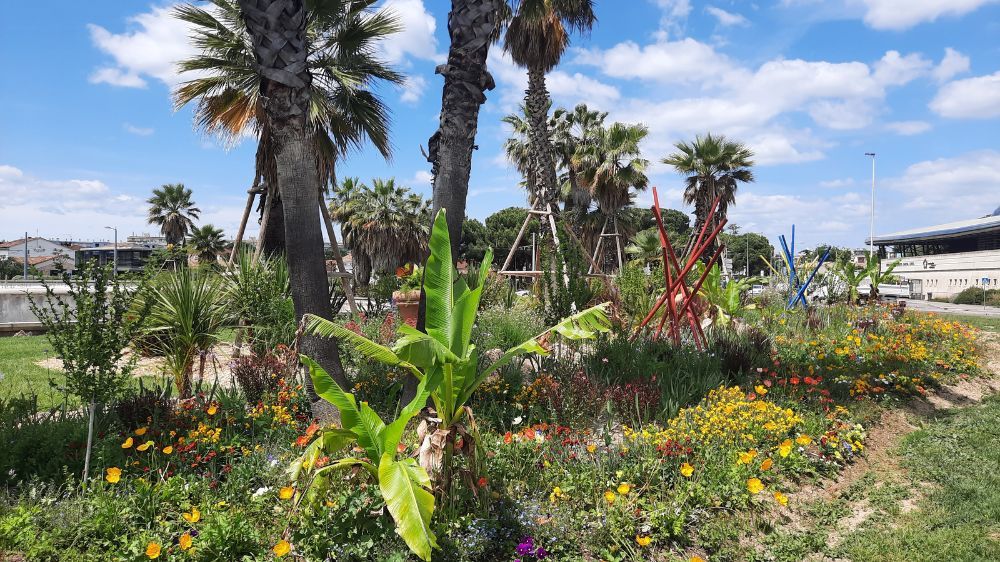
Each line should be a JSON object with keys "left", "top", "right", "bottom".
{"left": 796, "top": 435, "right": 812, "bottom": 446}
{"left": 549, "top": 486, "right": 565, "bottom": 503}
{"left": 135, "top": 427, "right": 148, "bottom": 436}
{"left": 737, "top": 450, "right": 758, "bottom": 465}
{"left": 778, "top": 439, "right": 793, "bottom": 458}
{"left": 774, "top": 491, "right": 789, "bottom": 506}
{"left": 105, "top": 467, "right": 121, "bottom": 484}
{"left": 207, "top": 404, "right": 218, "bottom": 416}
{"left": 162, "top": 446, "right": 173, "bottom": 455}
{"left": 747, "top": 478, "right": 765, "bottom": 495}
{"left": 617, "top": 483, "right": 632, "bottom": 495}
{"left": 586, "top": 444, "right": 597, "bottom": 454}
{"left": 145, "top": 542, "right": 161, "bottom": 559}
{"left": 604, "top": 490, "right": 616, "bottom": 504}
{"left": 121, "top": 437, "right": 134, "bottom": 449}
{"left": 273, "top": 540, "right": 291, "bottom": 557}
{"left": 760, "top": 458, "right": 773, "bottom": 471}
{"left": 279, "top": 486, "right": 295, "bottom": 500}
{"left": 182, "top": 506, "right": 201, "bottom": 523}
{"left": 690, "top": 557, "right": 706, "bottom": 562}
{"left": 680, "top": 462, "right": 694, "bottom": 478}
{"left": 635, "top": 535, "right": 652, "bottom": 547}
{"left": 754, "top": 385, "right": 768, "bottom": 395}
{"left": 179, "top": 532, "right": 193, "bottom": 551}
{"left": 137, "top": 440, "right": 154, "bottom": 452}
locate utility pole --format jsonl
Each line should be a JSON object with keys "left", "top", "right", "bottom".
{"left": 23, "top": 231, "right": 28, "bottom": 279}
{"left": 746, "top": 235, "right": 750, "bottom": 277}
{"left": 865, "top": 152, "right": 876, "bottom": 258}
{"left": 105, "top": 226, "right": 118, "bottom": 277}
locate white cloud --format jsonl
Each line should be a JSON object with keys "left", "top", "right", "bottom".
{"left": 726, "top": 190, "right": 871, "bottom": 246}
{"left": 933, "top": 48, "right": 971, "bottom": 82}
{"left": 652, "top": 0, "right": 693, "bottom": 35}
{"left": 872, "top": 50, "right": 932, "bottom": 87}
{"left": 488, "top": 47, "right": 620, "bottom": 112}
{"left": 808, "top": 100, "right": 875, "bottom": 130}
{"left": 930, "top": 71, "right": 1000, "bottom": 119}
{"left": 820, "top": 178, "right": 856, "bottom": 188}
{"left": 885, "top": 150, "right": 1000, "bottom": 216}
{"left": 861, "top": 0, "right": 999, "bottom": 30}
{"left": 885, "top": 120, "right": 932, "bottom": 135}
{"left": 379, "top": 0, "right": 442, "bottom": 65}
{"left": 576, "top": 38, "right": 741, "bottom": 85}
{"left": 87, "top": 6, "right": 194, "bottom": 88}
{"left": 746, "top": 130, "right": 827, "bottom": 165}
{"left": 123, "top": 123, "right": 154, "bottom": 136}
{"left": 706, "top": 6, "right": 750, "bottom": 27}
{"left": 409, "top": 170, "right": 433, "bottom": 186}
{"left": 400, "top": 75, "right": 428, "bottom": 104}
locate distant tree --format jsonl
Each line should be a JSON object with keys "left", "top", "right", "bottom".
{"left": 459, "top": 219, "right": 490, "bottom": 264}
{"left": 485, "top": 207, "right": 540, "bottom": 266}
{"left": 625, "top": 228, "right": 661, "bottom": 266}
{"left": 0, "top": 257, "right": 20, "bottom": 280}
{"left": 721, "top": 232, "right": 773, "bottom": 277}
{"left": 188, "top": 224, "right": 227, "bottom": 264}
{"left": 147, "top": 183, "right": 200, "bottom": 246}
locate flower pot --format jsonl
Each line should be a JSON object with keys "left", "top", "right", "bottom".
{"left": 393, "top": 290, "right": 421, "bottom": 327}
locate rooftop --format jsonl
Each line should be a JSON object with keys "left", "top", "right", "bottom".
{"left": 870, "top": 212, "right": 1000, "bottom": 245}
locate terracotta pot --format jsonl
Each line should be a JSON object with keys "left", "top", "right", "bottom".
{"left": 393, "top": 290, "right": 421, "bottom": 326}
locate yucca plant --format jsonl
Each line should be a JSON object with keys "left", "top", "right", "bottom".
{"left": 865, "top": 252, "right": 901, "bottom": 302}
{"left": 297, "top": 210, "right": 610, "bottom": 558}
{"left": 144, "top": 268, "right": 229, "bottom": 397}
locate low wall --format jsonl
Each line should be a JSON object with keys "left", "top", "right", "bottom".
{"left": 0, "top": 283, "right": 71, "bottom": 333}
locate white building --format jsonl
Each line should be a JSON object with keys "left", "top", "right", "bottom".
{"left": 871, "top": 208, "right": 1000, "bottom": 300}
{"left": 0, "top": 237, "right": 75, "bottom": 260}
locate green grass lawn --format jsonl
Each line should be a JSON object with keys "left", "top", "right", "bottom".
{"left": 835, "top": 395, "right": 1000, "bottom": 561}
{"left": 0, "top": 336, "right": 71, "bottom": 410}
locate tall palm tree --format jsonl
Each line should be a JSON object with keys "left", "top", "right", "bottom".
{"left": 551, "top": 103, "right": 606, "bottom": 213}
{"left": 188, "top": 224, "right": 227, "bottom": 265}
{"left": 174, "top": 0, "right": 403, "bottom": 254}
{"left": 503, "top": 0, "right": 595, "bottom": 206}
{"left": 147, "top": 184, "right": 200, "bottom": 246}
{"left": 662, "top": 133, "right": 755, "bottom": 260}
{"left": 501, "top": 106, "right": 539, "bottom": 197}
{"left": 237, "top": 0, "right": 349, "bottom": 394}
{"left": 575, "top": 122, "right": 649, "bottom": 216}
{"left": 426, "top": 0, "right": 507, "bottom": 259}
{"left": 330, "top": 177, "right": 430, "bottom": 285}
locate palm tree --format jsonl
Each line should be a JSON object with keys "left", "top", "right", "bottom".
{"left": 551, "top": 103, "right": 606, "bottom": 213}
{"left": 330, "top": 177, "right": 431, "bottom": 285}
{"left": 426, "top": 0, "right": 507, "bottom": 259}
{"left": 625, "top": 228, "right": 661, "bottom": 267}
{"left": 832, "top": 255, "right": 866, "bottom": 305}
{"left": 865, "top": 252, "right": 901, "bottom": 302}
{"left": 174, "top": 0, "right": 403, "bottom": 254}
{"left": 504, "top": 0, "right": 596, "bottom": 206}
{"left": 147, "top": 184, "right": 200, "bottom": 246}
{"left": 236, "top": 0, "right": 350, "bottom": 394}
{"left": 188, "top": 224, "right": 227, "bottom": 264}
{"left": 662, "top": 133, "right": 755, "bottom": 260}
{"left": 575, "top": 122, "right": 649, "bottom": 216}
{"left": 501, "top": 105, "right": 540, "bottom": 197}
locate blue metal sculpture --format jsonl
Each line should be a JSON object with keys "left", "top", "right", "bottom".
{"left": 778, "top": 225, "right": 830, "bottom": 310}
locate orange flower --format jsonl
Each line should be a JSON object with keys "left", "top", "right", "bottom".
{"left": 145, "top": 542, "right": 161, "bottom": 559}
{"left": 778, "top": 439, "right": 793, "bottom": 458}
{"left": 604, "top": 490, "right": 616, "bottom": 504}
{"left": 586, "top": 444, "right": 597, "bottom": 454}
{"left": 162, "top": 445, "right": 173, "bottom": 455}
{"left": 279, "top": 486, "right": 295, "bottom": 500}
{"left": 135, "top": 427, "right": 148, "bottom": 436}
{"left": 137, "top": 440, "right": 154, "bottom": 452}
{"left": 747, "top": 478, "right": 765, "bottom": 495}
{"left": 105, "top": 467, "right": 121, "bottom": 484}
{"left": 182, "top": 506, "right": 201, "bottom": 523}
{"left": 796, "top": 435, "right": 812, "bottom": 446}
{"left": 179, "top": 533, "right": 193, "bottom": 551}
{"left": 503, "top": 432, "right": 513, "bottom": 444}
{"left": 273, "top": 540, "right": 291, "bottom": 557}
{"left": 121, "top": 437, "right": 134, "bottom": 449}
{"left": 636, "top": 535, "right": 652, "bottom": 547}
{"left": 207, "top": 404, "right": 218, "bottom": 416}
{"left": 774, "top": 491, "right": 789, "bottom": 506}
{"left": 760, "top": 458, "right": 773, "bottom": 471}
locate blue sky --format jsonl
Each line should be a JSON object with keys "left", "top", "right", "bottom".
{"left": 1, "top": 0, "right": 998, "bottom": 250}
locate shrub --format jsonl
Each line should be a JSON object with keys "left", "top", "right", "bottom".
{"left": 952, "top": 287, "right": 1000, "bottom": 306}
{"left": 112, "top": 384, "right": 174, "bottom": 432}
{"left": 230, "top": 353, "right": 287, "bottom": 404}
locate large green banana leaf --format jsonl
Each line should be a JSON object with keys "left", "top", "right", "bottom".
{"left": 379, "top": 453, "right": 437, "bottom": 561}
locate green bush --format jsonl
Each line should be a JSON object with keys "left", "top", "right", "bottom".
{"left": 952, "top": 287, "right": 1000, "bottom": 306}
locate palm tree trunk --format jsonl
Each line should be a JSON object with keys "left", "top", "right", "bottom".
{"left": 238, "top": 0, "right": 349, "bottom": 401}
{"left": 525, "top": 65, "right": 559, "bottom": 205}
{"left": 426, "top": 0, "right": 503, "bottom": 258}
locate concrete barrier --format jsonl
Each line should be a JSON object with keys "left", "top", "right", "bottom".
{"left": 0, "top": 283, "right": 71, "bottom": 334}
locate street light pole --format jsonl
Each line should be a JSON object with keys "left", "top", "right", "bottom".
{"left": 865, "top": 152, "right": 876, "bottom": 258}
{"left": 105, "top": 226, "right": 118, "bottom": 277}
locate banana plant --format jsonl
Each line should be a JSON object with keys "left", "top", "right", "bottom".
{"left": 865, "top": 252, "right": 901, "bottom": 302}
{"left": 289, "top": 356, "right": 441, "bottom": 561}
{"left": 303, "top": 209, "right": 611, "bottom": 489}
{"left": 696, "top": 264, "right": 758, "bottom": 327}
{"left": 832, "top": 255, "right": 866, "bottom": 305}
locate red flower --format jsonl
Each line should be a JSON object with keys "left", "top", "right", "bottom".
{"left": 790, "top": 377, "right": 800, "bottom": 385}
{"left": 503, "top": 432, "right": 513, "bottom": 444}
{"left": 477, "top": 476, "right": 488, "bottom": 488}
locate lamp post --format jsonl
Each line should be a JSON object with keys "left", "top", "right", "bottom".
{"left": 104, "top": 226, "right": 118, "bottom": 277}
{"left": 865, "top": 152, "right": 876, "bottom": 258}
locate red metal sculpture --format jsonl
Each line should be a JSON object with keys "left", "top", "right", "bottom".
{"left": 634, "top": 187, "right": 727, "bottom": 350}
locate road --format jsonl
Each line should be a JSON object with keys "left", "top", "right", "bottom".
{"left": 903, "top": 298, "right": 1000, "bottom": 318}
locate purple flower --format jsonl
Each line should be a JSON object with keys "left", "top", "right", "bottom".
{"left": 535, "top": 546, "right": 549, "bottom": 559}
{"left": 515, "top": 537, "right": 535, "bottom": 556}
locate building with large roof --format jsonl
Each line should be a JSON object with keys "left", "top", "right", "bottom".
{"left": 870, "top": 207, "right": 1000, "bottom": 300}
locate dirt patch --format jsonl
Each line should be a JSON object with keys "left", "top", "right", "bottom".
{"left": 35, "top": 343, "right": 239, "bottom": 388}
